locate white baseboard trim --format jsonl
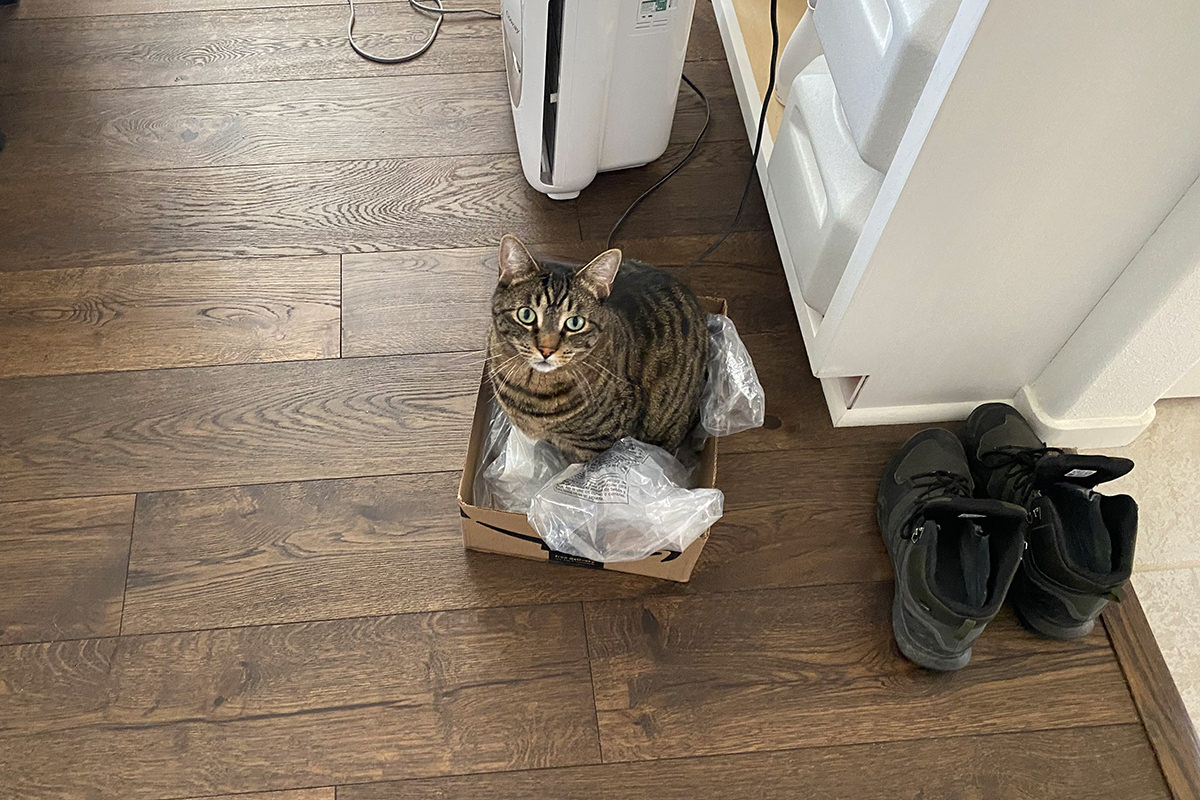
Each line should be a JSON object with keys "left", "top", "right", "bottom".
{"left": 829, "top": 385, "right": 1158, "bottom": 444}
{"left": 830, "top": 392, "right": 997, "bottom": 428}
{"left": 1012, "top": 385, "right": 1156, "bottom": 448}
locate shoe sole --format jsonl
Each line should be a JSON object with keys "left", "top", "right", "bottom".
{"left": 1011, "top": 600, "right": 1096, "bottom": 640}
{"left": 890, "top": 582, "right": 972, "bottom": 671}
{"left": 1009, "top": 564, "right": 1100, "bottom": 640}
{"left": 877, "top": 501, "right": 971, "bottom": 671}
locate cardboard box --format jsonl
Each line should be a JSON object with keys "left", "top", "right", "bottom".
{"left": 458, "top": 297, "right": 725, "bottom": 582}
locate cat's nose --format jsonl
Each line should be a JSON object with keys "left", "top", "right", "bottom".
{"left": 536, "top": 346, "right": 555, "bottom": 358}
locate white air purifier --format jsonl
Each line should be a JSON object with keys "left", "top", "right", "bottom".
{"left": 502, "top": 0, "right": 697, "bottom": 200}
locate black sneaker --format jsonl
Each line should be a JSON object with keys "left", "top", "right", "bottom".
{"left": 877, "top": 428, "right": 1028, "bottom": 671}
{"left": 962, "top": 403, "right": 1138, "bottom": 639}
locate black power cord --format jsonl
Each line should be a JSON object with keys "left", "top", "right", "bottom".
{"left": 687, "top": 0, "right": 780, "bottom": 266}
{"left": 606, "top": 74, "right": 711, "bottom": 250}
{"left": 346, "top": 0, "right": 500, "bottom": 64}
{"left": 607, "top": 0, "right": 781, "bottom": 264}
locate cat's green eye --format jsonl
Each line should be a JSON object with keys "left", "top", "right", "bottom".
{"left": 515, "top": 306, "right": 536, "bottom": 325}
{"left": 564, "top": 315, "right": 586, "bottom": 333}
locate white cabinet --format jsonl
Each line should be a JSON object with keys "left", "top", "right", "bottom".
{"left": 710, "top": 0, "right": 1200, "bottom": 445}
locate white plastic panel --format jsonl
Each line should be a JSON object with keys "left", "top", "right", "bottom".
{"left": 767, "top": 57, "right": 884, "bottom": 316}
{"left": 815, "top": 0, "right": 961, "bottom": 172}
{"left": 600, "top": 0, "right": 697, "bottom": 172}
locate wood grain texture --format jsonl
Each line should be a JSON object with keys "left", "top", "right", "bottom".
{"left": 687, "top": 0, "right": 726, "bottom": 62}
{"left": 688, "top": 445, "right": 897, "bottom": 593}
{"left": 0, "top": 154, "right": 578, "bottom": 272}
{"left": 1, "top": 1, "right": 717, "bottom": 92}
{"left": 0, "top": 73, "right": 515, "bottom": 174}
{"left": 178, "top": 792, "right": 333, "bottom": 800}
{"left": 0, "top": 496, "right": 134, "bottom": 645}
{"left": 584, "top": 583, "right": 1140, "bottom": 762}
{"left": 341, "top": 246, "right": 500, "bottom": 358}
{"left": 1105, "top": 591, "right": 1200, "bottom": 800}
{"left": 0, "top": 354, "right": 478, "bottom": 502}
{"left": 340, "top": 232, "right": 794, "bottom": 359}
{"left": 121, "top": 471, "right": 654, "bottom": 636}
{"left": 0, "top": 61, "right": 738, "bottom": 177}
{"left": 627, "top": 241, "right": 797, "bottom": 337}
{"left": 11, "top": 0, "right": 375, "bottom": 17}
{"left": 0, "top": 1, "right": 1182, "bottom": 797}
{"left": 119, "top": 444, "right": 894, "bottom": 635}
{"left": 590, "top": 228, "right": 786, "bottom": 272}
{"left": 595, "top": 231, "right": 801, "bottom": 339}
{"left": 342, "top": 724, "right": 1170, "bottom": 800}
{"left": 0, "top": 604, "right": 599, "bottom": 799}
{"left": 578, "top": 139, "right": 771, "bottom": 242}
{"left": 0, "top": 258, "right": 340, "bottom": 378}
{"left": 2, "top": 0, "right": 722, "bottom": 90}
{"left": 0, "top": 4, "right": 505, "bottom": 93}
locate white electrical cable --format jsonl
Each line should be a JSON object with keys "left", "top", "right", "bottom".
{"left": 346, "top": 0, "right": 501, "bottom": 64}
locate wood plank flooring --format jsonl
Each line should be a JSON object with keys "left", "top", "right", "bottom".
{"left": 342, "top": 726, "right": 1170, "bottom": 800}
{"left": 0, "top": 606, "right": 598, "bottom": 798}
{"left": 585, "top": 585, "right": 1135, "bottom": 761}
{"left": 0, "top": 61, "right": 738, "bottom": 176}
{"left": 0, "top": 496, "right": 134, "bottom": 645}
{"left": 0, "top": 257, "right": 341, "bottom": 377}
{"left": 0, "top": 3, "right": 1188, "bottom": 799}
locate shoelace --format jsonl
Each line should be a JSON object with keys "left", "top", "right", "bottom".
{"left": 910, "top": 470, "right": 973, "bottom": 504}
{"left": 906, "top": 471, "right": 973, "bottom": 541}
{"left": 978, "top": 445, "right": 1063, "bottom": 506}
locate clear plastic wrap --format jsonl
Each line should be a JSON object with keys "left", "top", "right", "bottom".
{"left": 528, "top": 438, "right": 724, "bottom": 563}
{"left": 473, "top": 400, "right": 569, "bottom": 512}
{"left": 700, "top": 314, "right": 766, "bottom": 438}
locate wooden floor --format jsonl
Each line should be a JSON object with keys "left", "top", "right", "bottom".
{"left": 0, "top": 2, "right": 1192, "bottom": 799}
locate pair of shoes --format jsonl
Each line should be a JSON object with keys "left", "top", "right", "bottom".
{"left": 876, "top": 403, "right": 1137, "bottom": 671}
{"left": 963, "top": 404, "right": 1139, "bottom": 641}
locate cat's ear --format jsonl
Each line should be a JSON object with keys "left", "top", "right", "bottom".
{"left": 498, "top": 234, "right": 539, "bottom": 287}
{"left": 576, "top": 248, "right": 622, "bottom": 300}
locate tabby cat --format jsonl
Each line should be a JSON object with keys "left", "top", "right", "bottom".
{"left": 486, "top": 235, "right": 710, "bottom": 463}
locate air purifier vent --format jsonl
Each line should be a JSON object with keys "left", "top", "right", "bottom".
{"left": 539, "top": 0, "right": 565, "bottom": 185}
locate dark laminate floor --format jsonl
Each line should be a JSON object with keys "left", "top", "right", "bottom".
{"left": 0, "top": 2, "right": 1183, "bottom": 798}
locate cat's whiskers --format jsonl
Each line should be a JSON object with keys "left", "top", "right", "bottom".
{"left": 488, "top": 353, "right": 523, "bottom": 384}
{"left": 450, "top": 350, "right": 519, "bottom": 373}
{"left": 569, "top": 370, "right": 596, "bottom": 405}
{"left": 499, "top": 354, "right": 529, "bottom": 386}
{"left": 577, "top": 357, "right": 619, "bottom": 384}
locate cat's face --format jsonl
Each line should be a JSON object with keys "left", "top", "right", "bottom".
{"left": 490, "top": 235, "right": 620, "bottom": 374}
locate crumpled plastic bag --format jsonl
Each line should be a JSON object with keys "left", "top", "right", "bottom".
{"left": 700, "top": 314, "right": 765, "bottom": 438}
{"left": 473, "top": 400, "right": 569, "bottom": 512}
{"left": 528, "top": 438, "right": 724, "bottom": 563}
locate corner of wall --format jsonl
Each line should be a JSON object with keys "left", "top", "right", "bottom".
{"left": 1013, "top": 384, "right": 1156, "bottom": 449}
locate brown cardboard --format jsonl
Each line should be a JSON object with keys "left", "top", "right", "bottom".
{"left": 458, "top": 297, "right": 726, "bottom": 582}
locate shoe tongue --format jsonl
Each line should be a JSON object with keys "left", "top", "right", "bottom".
{"left": 922, "top": 497, "right": 1023, "bottom": 610}
{"left": 1041, "top": 484, "right": 1116, "bottom": 574}
{"left": 959, "top": 520, "right": 990, "bottom": 607}
{"left": 920, "top": 513, "right": 995, "bottom": 611}
{"left": 924, "top": 496, "right": 1026, "bottom": 526}
{"left": 1034, "top": 454, "right": 1133, "bottom": 489}
{"left": 1085, "top": 495, "right": 1114, "bottom": 572}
